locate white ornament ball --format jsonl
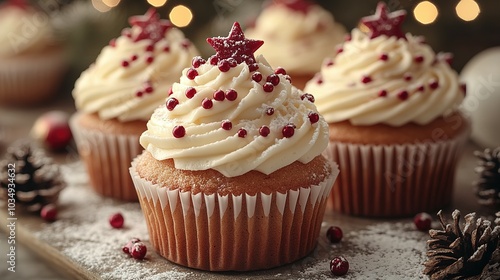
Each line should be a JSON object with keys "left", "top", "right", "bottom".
{"left": 460, "top": 47, "right": 500, "bottom": 148}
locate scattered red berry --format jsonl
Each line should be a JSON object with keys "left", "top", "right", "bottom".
{"left": 221, "top": 120, "right": 232, "bottom": 130}
{"left": 301, "top": 93, "right": 315, "bottom": 103}
{"left": 330, "top": 256, "right": 349, "bottom": 276}
{"left": 378, "top": 90, "right": 388, "bottom": 97}
{"left": 213, "top": 90, "right": 225, "bottom": 101}
{"left": 275, "top": 67, "right": 286, "bottom": 75}
{"left": 415, "top": 55, "right": 424, "bottom": 63}
{"left": 414, "top": 212, "right": 432, "bottom": 231}
{"left": 266, "top": 74, "right": 280, "bottom": 86}
{"left": 131, "top": 54, "right": 138, "bottom": 61}
{"left": 218, "top": 60, "right": 230, "bottom": 72}
{"left": 130, "top": 242, "right": 147, "bottom": 260}
{"left": 166, "top": 97, "right": 179, "bottom": 111}
{"left": 202, "top": 98, "right": 213, "bottom": 109}
{"left": 263, "top": 82, "right": 274, "bottom": 92}
{"left": 238, "top": 128, "right": 247, "bottom": 138}
{"left": 172, "top": 125, "right": 186, "bottom": 138}
{"left": 282, "top": 124, "right": 295, "bottom": 138}
{"left": 109, "top": 213, "right": 124, "bottom": 229}
{"left": 40, "top": 204, "right": 57, "bottom": 222}
{"left": 259, "top": 125, "right": 270, "bottom": 137}
{"left": 397, "top": 90, "right": 409, "bottom": 100}
{"left": 417, "top": 85, "right": 425, "bottom": 92}
{"left": 122, "top": 238, "right": 141, "bottom": 255}
{"left": 185, "top": 87, "right": 196, "bottom": 99}
{"left": 326, "top": 226, "right": 343, "bottom": 243}
{"left": 429, "top": 80, "right": 439, "bottom": 90}
{"left": 145, "top": 45, "right": 154, "bottom": 52}
{"left": 144, "top": 85, "right": 153, "bottom": 93}
{"left": 379, "top": 53, "right": 389, "bottom": 61}
{"left": 225, "top": 89, "right": 238, "bottom": 101}
{"left": 265, "top": 107, "right": 274, "bottom": 116}
{"left": 192, "top": 56, "right": 206, "bottom": 68}
{"left": 209, "top": 55, "right": 218, "bottom": 65}
{"left": 308, "top": 112, "right": 319, "bottom": 124}
{"left": 186, "top": 68, "right": 198, "bottom": 80}
{"left": 361, "top": 75, "right": 372, "bottom": 84}
{"left": 31, "top": 111, "right": 73, "bottom": 151}
{"left": 121, "top": 60, "right": 129, "bottom": 67}
{"left": 146, "top": 56, "right": 154, "bottom": 64}
{"left": 252, "top": 72, "right": 263, "bottom": 82}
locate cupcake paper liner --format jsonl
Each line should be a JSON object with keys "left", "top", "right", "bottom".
{"left": 323, "top": 129, "right": 470, "bottom": 217}
{"left": 0, "top": 49, "right": 67, "bottom": 106}
{"left": 70, "top": 114, "right": 142, "bottom": 201}
{"left": 129, "top": 156, "right": 339, "bottom": 271}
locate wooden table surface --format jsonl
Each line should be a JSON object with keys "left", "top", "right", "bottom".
{"left": 0, "top": 94, "right": 493, "bottom": 279}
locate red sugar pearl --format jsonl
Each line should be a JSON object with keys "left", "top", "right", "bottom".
{"left": 344, "top": 34, "right": 352, "bottom": 41}
{"left": 131, "top": 54, "right": 138, "bottom": 61}
{"left": 308, "top": 112, "right": 319, "bottom": 124}
{"left": 192, "top": 56, "right": 206, "bottom": 68}
{"left": 259, "top": 125, "right": 270, "bottom": 137}
{"left": 429, "top": 80, "right": 439, "bottom": 89}
{"left": 325, "top": 59, "right": 334, "bottom": 67}
{"left": 109, "top": 39, "right": 116, "bottom": 47}
{"left": 238, "top": 128, "right": 247, "bottom": 138}
{"left": 225, "top": 89, "right": 238, "bottom": 101}
{"left": 316, "top": 77, "right": 323, "bottom": 84}
{"left": 265, "top": 107, "right": 274, "bottom": 116}
{"left": 404, "top": 73, "right": 412, "bottom": 81}
{"left": 285, "top": 75, "right": 292, "bottom": 83}
{"left": 185, "top": 87, "right": 196, "bottom": 99}
{"left": 378, "top": 90, "right": 388, "bottom": 97}
{"left": 163, "top": 45, "right": 170, "bottom": 52}
{"left": 460, "top": 83, "right": 467, "bottom": 95}
{"left": 109, "top": 213, "right": 124, "bottom": 229}
{"left": 336, "top": 47, "right": 343, "bottom": 54}
{"left": 144, "top": 86, "right": 153, "bottom": 94}
{"left": 330, "top": 256, "right": 349, "bottom": 276}
{"left": 213, "top": 90, "right": 225, "bottom": 101}
{"left": 209, "top": 55, "right": 218, "bottom": 65}
{"left": 275, "top": 67, "right": 287, "bottom": 75}
{"left": 221, "top": 120, "right": 232, "bottom": 130}
{"left": 166, "top": 97, "right": 179, "bottom": 111}
{"left": 121, "top": 60, "right": 130, "bottom": 67}
{"left": 248, "top": 63, "right": 259, "bottom": 72}
{"left": 186, "top": 68, "right": 198, "bottom": 80}
{"left": 202, "top": 98, "right": 213, "bottom": 109}
{"left": 227, "top": 58, "right": 237, "bottom": 68}
{"left": 145, "top": 45, "right": 154, "bottom": 52}
{"left": 301, "top": 93, "right": 315, "bottom": 103}
{"left": 266, "top": 74, "right": 280, "bottom": 86}
{"left": 146, "top": 56, "right": 154, "bottom": 64}
{"left": 172, "top": 125, "right": 186, "bottom": 138}
{"left": 282, "top": 124, "right": 295, "bottom": 138}
{"left": 218, "top": 60, "right": 230, "bottom": 72}
{"left": 263, "top": 82, "right": 274, "bottom": 92}
{"left": 168, "top": 87, "right": 173, "bottom": 96}
{"left": 136, "top": 91, "right": 143, "bottom": 97}
{"left": 361, "top": 75, "right": 372, "bottom": 84}
{"left": 181, "top": 40, "right": 191, "bottom": 49}
{"left": 252, "top": 72, "right": 263, "bottom": 82}
{"left": 417, "top": 85, "right": 425, "bottom": 92}
{"left": 414, "top": 212, "right": 432, "bottom": 231}
{"left": 398, "top": 91, "right": 409, "bottom": 100}
{"left": 415, "top": 55, "right": 424, "bottom": 63}
{"left": 379, "top": 53, "right": 389, "bottom": 61}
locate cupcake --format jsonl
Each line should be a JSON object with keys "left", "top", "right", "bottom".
{"left": 304, "top": 2, "right": 470, "bottom": 217}
{"left": 130, "top": 22, "right": 338, "bottom": 271}
{"left": 245, "top": 0, "right": 346, "bottom": 90}
{"left": 70, "top": 9, "right": 198, "bottom": 201}
{"left": 0, "top": 1, "right": 67, "bottom": 106}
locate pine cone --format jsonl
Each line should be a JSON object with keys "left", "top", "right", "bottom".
{"left": 0, "top": 141, "right": 65, "bottom": 212}
{"left": 424, "top": 210, "right": 500, "bottom": 280}
{"left": 474, "top": 147, "right": 500, "bottom": 206}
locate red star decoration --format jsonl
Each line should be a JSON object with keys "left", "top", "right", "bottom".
{"left": 274, "top": 0, "right": 314, "bottom": 14}
{"left": 1, "top": 0, "right": 30, "bottom": 10}
{"left": 128, "top": 8, "right": 172, "bottom": 43}
{"left": 207, "top": 22, "right": 264, "bottom": 65}
{"left": 360, "top": 2, "right": 407, "bottom": 40}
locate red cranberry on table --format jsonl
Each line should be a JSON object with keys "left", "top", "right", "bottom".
{"left": 109, "top": 213, "right": 124, "bottom": 229}
{"left": 31, "top": 111, "right": 73, "bottom": 151}
{"left": 40, "top": 204, "right": 58, "bottom": 222}
{"left": 414, "top": 212, "right": 432, "bottom": 231}
{"left": 122, "top": 238, "right": 141, "bottom": 254}
{"left": 130, "top": 242, "right": 148, "bottom": 260}
{"left": 330, "top": 256, "right": 349, "bottom": 276}
{"left": 326, "top": 226, "right": 343, "bottom": 243}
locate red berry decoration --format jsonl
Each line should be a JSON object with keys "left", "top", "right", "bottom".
{"left": 404, "top": 73, "right": 412, "bottom": 81}
{"left": 218, "top": 60, "right": 231, "bottom": 72}
{"left": 238, "top": 128, "right": 247, "bottom": 138}
{"left": 40, "top": 204, "right": 57, "bottom": 222}
{"left": 266, "top": 74, "right": 280, "bottom": 86}
{"left": 145, "top": 45, "right": 154, "bottom": 52}
{"left": 265, "top": 107, "right": 274, "bottom": 116}
{"left": 209, "top": 55, "right": 218, "bottom": 65}
{"left": 172, "top": 125, "right": 186, "bottom": 138}
{"left": 308, "top": 112, "right": 319, "bottom": 124}
{"left": 275, "top": 67, "right": 286, "bottom": 75}
{"left": 414, "top": 55, "right": 424, "bottom": 63}
{"left": 263, "top": 82, "right": 274, "bottom": 92}
{"left": 225, "top": 89, "right": 238, "bottom": 101}
{"left": 202, "top": 98, "right": 213, "bottom": 109}
{"left": 326, "top": 226, "right": 343, "bottom": 243}
{"left": 414, "top": 212, "right": 432, "bottom": 231}
{"left": 109, "top": 213, "right": 124, "bottom": 229}
{"left": 259, "top": 125, "right": 270, "bottom": 137}
{"left": 429, "top": 80, "right": 439, "bottom": 90}
{"left": 185, "top": 87, "right": 196, "bottom": 99}
{"left": 362, "top": 75, "right": 372, "bottom": 84}
{"left": 168, "top": 87, "right": 173, "bottom": 96}
{"left": 301, "top": 93, "right": 315, "bottom": 103}
{"left": 282, "top": 124, "right": 295, "bottom": 138}
{"left": 360, "top": 2, "right": 407, "bottom": 40}
{"left": 248, "top": 63, "right": 259, "bottom": 72}
{"left": 252, "top": 72, "right": 262, "bottom": 82}
{"left": 227, "top": 58, "right": 237, "bottom": 68}
{"left": 397, "top": 90, "right": 409, "bottom": 100}
{"left": 128, "top": 8, "right": 172, "bottom": 43}
{"left": 122, "top": 238, "right": 141, "bottom": 254}
{"left": 31, "top": 111, "right": 73, "bottom": 151}
{"left": 121, "top": 60, "right": 129, "bottom": 67}
{"left": 166, "top": 97, "right": 179, "bottom": 111}
{"left": 130, "top": 242, "right": 147, "bottom": 260}
{"left": 213, "top": 90, "right": 225, "bottom": 101}
{"left": 378, "top": 90, "right": 388, "bottom": 97}
{"left": 221, "top": 120, "right": 232, "bottom": 130}
{"left": 192, "top": 56, "right": 206, "bottom": 68}
{"left": 131, "top": 54, "right": 138, "bottom": 61}
{"left": 186, "top": 68, "right": 198, "bottom": 80}
{"left": 379, "top": 53, "right": 389, "bottom": 61}
{"left": 330, "top": 256, "right": 349, "bottom": 276}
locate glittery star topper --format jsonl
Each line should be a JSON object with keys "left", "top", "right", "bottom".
{"left": 360, "top": 2, "right": 407, "bottom": 39}
{"left": 128, "top": 8, "right": 172, "bottom": 43}
{"left": 275, "top": 0, "right": 314, "bottom": 14}
{"left": 207, "top": 22, "right": 264, "bottom": 65}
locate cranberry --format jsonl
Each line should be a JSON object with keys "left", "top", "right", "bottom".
{"left": 192, "top": 56, "right": 206, "bottom": 68}
{"left": 266, "top": 74, "right": 280, "bottom": 86}
{"left": 429, "top": 80, "right": 439, "bottom": 90}
{"left": 330, "top": 256, "right": 349, "bottom": 276}
{"left": 136, "top": 91, "right": 143, "bottom": 97}
{"left": 326, "top": 226, "right": 343, "bottom": 243}
{"left": 285, "top": 75, "right": 292, "bottom": 83}
{"left": 308, "top": 112, "right": 319, "bottom": 124}
{"left": 121, "top": 60, "right": 129, "bottom": 67}
{"left": 361, "top": 75, "right": 372, "bottom": 84}
{"left": 415, "top": 55, "right": 424, "bottom": 63}
{"left": 252, "top": 72, "right": 262, "bottom": 82}
{"left": 181, "top": 40, "right": 191, "bottom": 49}
{"left": 404, "top": 73, "right": 412, "bottom": 81}
{"left": 201, "top": 98, "right": 213, "bottom": 109}
{"left": 263, "top": 82, "right": 274, "bottom": 92}
{"left": 379, "top": 53, "right": 389, "bottom": 61}
{"left": 209, "top": 55, "right": 218, "bottom": 65}
{"left": 259, "top": 126, "right": 270, "bottom": 137}
{"left": 301, "top": 93, "right": 315, "bottom": 103}
{"left": 186, "top": 68, "right": 198, "bottom": 80}
{"left": 282, "top": 124, "right": 295, "bottom": 138}
{"left": 213, "top": 90, "right": 225, "bottom": 101}
{"left": 109, "top": 213, "right": 124, "bottom": 229}
{"left": 146, "top": 56, "right": 154, "bottom": 64}
{"left": 163, "top": 45, "right": 170, "bottom": 52}
{"left": 227, "top": 58, "right": 237, "bottom": 68}
{"left": 225, "top": 89, "right": 238, "bottom": 101}
{"left": 397, "top": 90, "right": 409, "bottom": 100}
{"left": 166, "top": 97, "right": 179, "bottom": 111}
{"left": 417, "top": 85, "right": 425, "bottom": 92}
{"left": 248, "top": 63, "right": 259, "bottom": 72}
{"left": 145, "top": 45, "right": 154, "bottom": 52}
{"left": 185, "top": 87, "right": 196, "bottom": 99}
{"left": 172, "top": 125, "right": 186, "bottom": 138}
{"left": 238, "top": 128, "right": 247, "bottom": 138}
{"left": 40, "top": 204, "right": 57, "bottom": 222}
{"left": 122, "top": 238, "right": 141, "bottom": 255}
{"left": 378, "top": 90, "right": 387, "bottom": 97}
{"left": 221, "top": 120, "right": 232, "bottom": 130}
{"left": 130, "top": 242, "right": 147, "bottom": 260}
{"left": 218, "top": 60, "right": 231, "bottom": 72}
{"left": 336, "top": 47, "right": 343, "bottom": 54}
{"left": 414, "top": 212, "right": 432, "bottom": 231}
{"left": 131, "top": 54, "right": 138, "bottom": 61}
{"left": 325, "top": 59, "right": 334, "bottom": 67}
{"left": 144, "top": 85, "right": 153, "bottom": 93}
{"left": 275, "top": 67, "right": 286, "bottom": 75}
{"left": 316, "top": 77, "right": 323, "bottom": 84}
{"left": 168, "top": 87, "right": 173, "bottom": 96}
{"left": 32, "top": 111, "right": 73, "bottom": 151}
{"left": 265, "top": 107, "right": 274, "bottom": 116}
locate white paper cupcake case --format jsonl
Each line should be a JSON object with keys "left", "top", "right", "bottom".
{"left": 70, "top": 114, "right": 142, "bottom": 201}
{"left": 0, "top": 49, "right": 66, "bottom": 105}
{"left": 323, "top": 129, "right": 470, "bottom": 217}
{"left": 129, "top": 156, "right": 339, "bottom": 271}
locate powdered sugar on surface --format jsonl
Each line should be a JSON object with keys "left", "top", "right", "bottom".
{"left": 30, "top": 162, "right": 429, "bottom": 280}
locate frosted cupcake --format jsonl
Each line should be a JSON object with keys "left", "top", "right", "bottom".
{"left": 245, "top": 0, "right": 346, "bottom": 90}
{"left": 0, "top": 1, "right": 67, "bottom": 106}
{"left": 70, "top": 9, "right": 198, "bottom": 201}
{"left": 304, "top": 3, "right": 470, "bottom": 217}
{"left": 130, "top": 22, "right": 338, "bottom": 271}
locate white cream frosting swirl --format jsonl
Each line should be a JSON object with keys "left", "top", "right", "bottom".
{"left": 245, "top": 4, "right": 346, "bottom": 74}
{"left": 140, "top": 55, "right": 329, "bottom": 177}
{"left": 73, "top": 26, "right": 198, "bottom": 122}
{"left": 304, "top": 29, "right": 464, "bottom": 126}
{"left": 0, "top": 7, "right": 55, "bottom": 56}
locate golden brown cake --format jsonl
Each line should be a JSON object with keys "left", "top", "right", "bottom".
{"left": 70, "top": 9, "right": 198, "bottom": 201}
{"left": 129, "top": 22, "right": 338, "bottom": 271}
{"left": 304, "top": 3, "right": 470, "bottom": 217}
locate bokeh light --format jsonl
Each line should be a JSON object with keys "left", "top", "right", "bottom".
{"left": 102, "top": 0, "right": 120, "bottom": 8}
{"left": 413, "top": 1, "right": 438, "bottom": 24}
{"left": 169, "top": 5, "right": 193, "bottom": 28}
{"left": 456, "top": 0, "right": 480, "bottom": 21}
{"left": 147, "top": 0, "right": 167, "bottom": 8}
{"left": 91, "top": 0, "right": 111, "bottom": 12}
